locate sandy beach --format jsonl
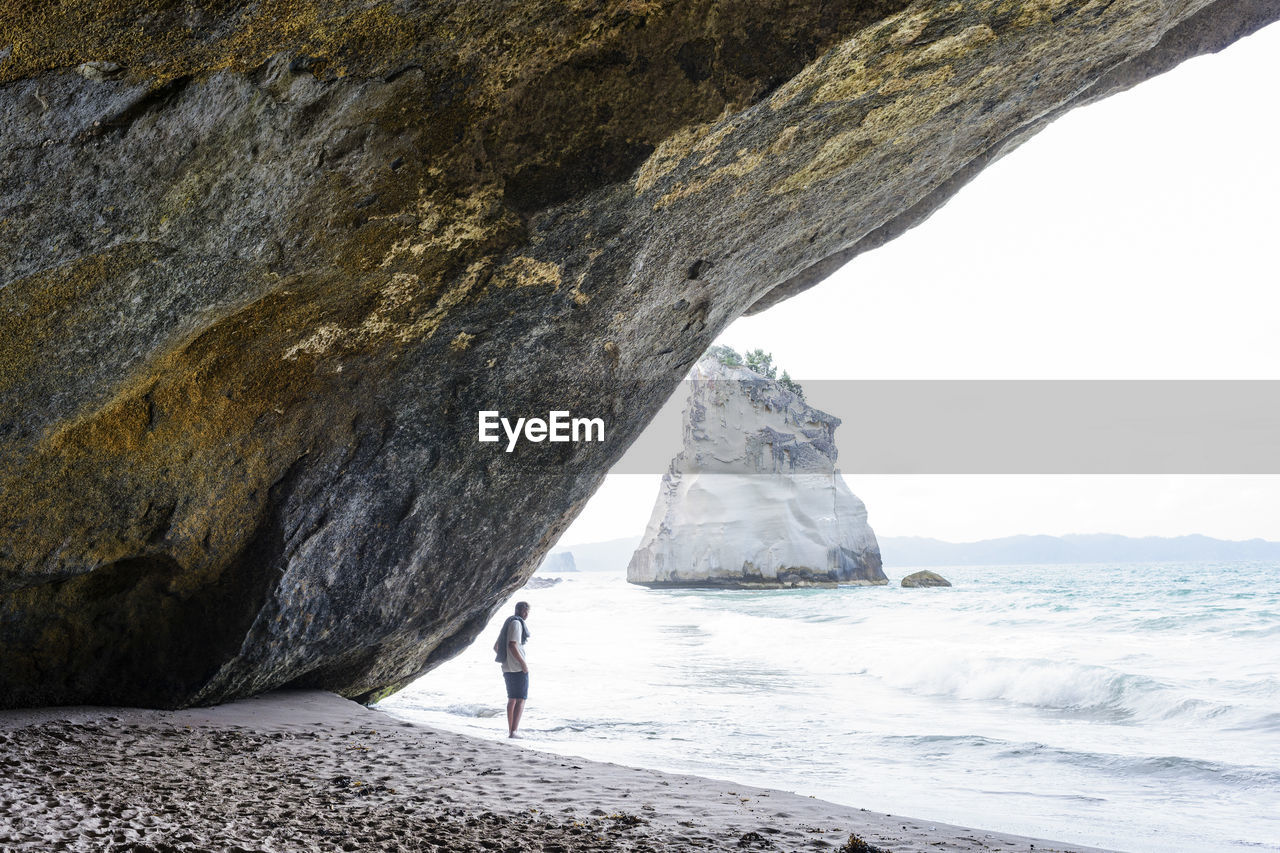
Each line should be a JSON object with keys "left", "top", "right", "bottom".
{"left": 0, "top": 691, "right": 1118, "bottom": 853}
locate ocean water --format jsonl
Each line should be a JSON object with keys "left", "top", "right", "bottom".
{"left": 379, "top": 562, "right": 1280, "bottom": 852}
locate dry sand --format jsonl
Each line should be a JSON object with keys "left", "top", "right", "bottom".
{"left": 0, "top": 691, "right": 1116, "bottom": 853}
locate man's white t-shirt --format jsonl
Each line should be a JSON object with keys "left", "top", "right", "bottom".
{"left": 501, "top": 617, "right": 527, "bottom": 673}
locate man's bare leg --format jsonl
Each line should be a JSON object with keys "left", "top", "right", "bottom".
{"left": 508, "top": 698, "right": 525, "bottom": 737}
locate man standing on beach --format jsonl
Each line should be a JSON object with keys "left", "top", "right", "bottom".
{"left": 499, "top": 601, "right": 531, "bottom": 738}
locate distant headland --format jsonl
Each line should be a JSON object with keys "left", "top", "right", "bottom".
{"left": 880, "top": 533, "right": 1280, "bottom": 566}
{"left": 544, "top": 532, "right": 1280, "bottom": 573}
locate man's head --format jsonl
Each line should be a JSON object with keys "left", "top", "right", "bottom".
{"left": 515, "top": 601, "right": 530, "bottom": 618}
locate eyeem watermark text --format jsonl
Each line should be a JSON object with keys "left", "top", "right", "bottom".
{"left": 478, "top": 411, "right": 605, "bottom": 452}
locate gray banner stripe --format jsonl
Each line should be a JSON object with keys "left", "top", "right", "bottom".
{"left": 610, "top": 381, "right": 1280, "bottom": 474}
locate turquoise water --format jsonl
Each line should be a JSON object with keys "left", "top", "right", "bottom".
{"left": 380, "top": 562, "right": 1280, "bottom": 852}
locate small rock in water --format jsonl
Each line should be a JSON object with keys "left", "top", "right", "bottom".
{"left": 522, "top": 576, "right": 562, "bottom": 590}
{"left": 900, "top": 570, "right": 952, "bottom": 588}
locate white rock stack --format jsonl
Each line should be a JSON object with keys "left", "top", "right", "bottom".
{"left": 537, "top": 551, "right": 577, "bottom": 574}
{"left": 627, "top": 355, "right": 884, "bottom": 588}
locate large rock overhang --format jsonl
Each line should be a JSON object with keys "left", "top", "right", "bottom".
{"left": 2, "top": 0, "right": 1277, "bottom": 708}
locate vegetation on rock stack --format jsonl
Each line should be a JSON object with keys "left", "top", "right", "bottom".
{"left": 706, "top": 345, "right": 805, "bottom": 398}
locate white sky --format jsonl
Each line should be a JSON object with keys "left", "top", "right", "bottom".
{"left": 559, "top": 21, "right": 1280, "bottom": 547}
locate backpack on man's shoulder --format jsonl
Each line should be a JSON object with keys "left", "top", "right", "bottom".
{"left": 493, "top": 615, "right": 524, "bottom": 663}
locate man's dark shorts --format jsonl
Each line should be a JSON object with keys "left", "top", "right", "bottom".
{"left": 503, "top": 671, "right": 529, "bottom": 700}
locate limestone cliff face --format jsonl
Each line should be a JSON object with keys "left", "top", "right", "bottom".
{"left": 628, "top": 357, "right": 883, "bottom": 588}
{"left": 1, "top": 0, "right": 1275, "bottom": 708}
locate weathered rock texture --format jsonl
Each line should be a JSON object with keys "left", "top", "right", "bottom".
{"left": 627, "top": 357, "right": 884, "bottom": 588}
{"left": 2, "top": 0, "right": 1276, "bottom": 708}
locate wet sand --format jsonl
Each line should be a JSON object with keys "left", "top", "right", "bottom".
{"left": 0, "top": 691, "right": 1117, "bottom": 852}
